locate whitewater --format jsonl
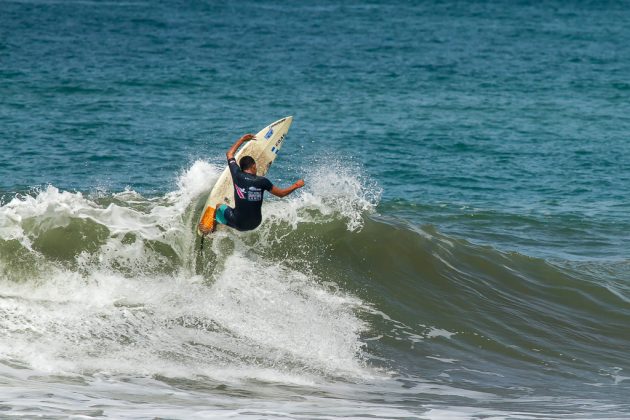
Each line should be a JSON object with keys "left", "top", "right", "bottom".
{"left": 1, "top": 161, "right": 401, "bottom": 418}
{"left": 2, "top": 160, "right": 629, "bottom": 418}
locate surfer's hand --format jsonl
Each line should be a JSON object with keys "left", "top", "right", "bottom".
{"left": 240, "top": 134, "right": 255, "bottom": 142}
{"left": 294, "top": 180, "right": 305, "bottom": 188}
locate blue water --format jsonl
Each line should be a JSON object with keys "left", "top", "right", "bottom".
{"left": 2, "top": 1, "right": 630, "bottom": 418}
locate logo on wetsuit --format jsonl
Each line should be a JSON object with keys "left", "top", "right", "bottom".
{"left": 236, "top": 185, "right": 263, "bottom": 201}
{"left": 247, "top": 186, "right": 262, "bottom": 201}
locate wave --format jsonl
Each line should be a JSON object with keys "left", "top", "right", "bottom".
{"left": 1, "top": 159, "right": 629, "bottom": 405}
{"left": 0, "top": 159, "right": 381, "bottom": 384}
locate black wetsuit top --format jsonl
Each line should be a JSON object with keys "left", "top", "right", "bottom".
{"left": 226, "top": 157, "right": 273, "bottom": 231}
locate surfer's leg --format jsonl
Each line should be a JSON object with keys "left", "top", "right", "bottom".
{"left": 217, "top": 204, "right": 240, "bottom": 230}
{"left": 215, "top": 204, "right": 228, "bottom": 225}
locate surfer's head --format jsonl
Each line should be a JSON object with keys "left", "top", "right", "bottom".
{"left": 239, "top": 155, "right": 257, "bottom": 174}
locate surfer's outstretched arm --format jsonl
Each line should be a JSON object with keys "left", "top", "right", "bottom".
{"left": 270, "top": 180, "right": 305, "bottom": 198}
{"left": 226, "top": 133, "right": 255, "bottom": 160}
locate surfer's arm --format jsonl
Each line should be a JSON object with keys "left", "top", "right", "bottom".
{"left": 270, "top": 180, "right": 305, "bottom": 198}
{"left": 226, "top": 133, "right": 255, "bottom": 161}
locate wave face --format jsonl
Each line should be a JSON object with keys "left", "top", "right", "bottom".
{"left": 1, "top": 161, "right": 629, "bottom": 418}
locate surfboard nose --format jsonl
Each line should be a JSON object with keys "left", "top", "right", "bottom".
{"left": 278, "top": 115, "right": 292, "bottom": 126}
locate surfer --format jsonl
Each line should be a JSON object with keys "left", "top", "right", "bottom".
{"left": 201, "top": 133, "right": 304, "bottom": 233}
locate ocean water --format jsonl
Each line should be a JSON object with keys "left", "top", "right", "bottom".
{"left": 1, "top": 1, "right": 630, "bottom": 418}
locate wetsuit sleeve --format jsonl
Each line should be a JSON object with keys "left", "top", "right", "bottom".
{"left": 261, "top": 177, "right": 273, "bottom": 191}
{"left": 228, "top": 158, "right": 240, "bottom": 180}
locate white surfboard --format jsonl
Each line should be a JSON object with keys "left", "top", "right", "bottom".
{"left": 197, "top": 116, "right": 293, "bottom": 236}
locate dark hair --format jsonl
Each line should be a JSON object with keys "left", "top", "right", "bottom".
{"left": 239, "top": 155, "right": 256, "bottom": 171}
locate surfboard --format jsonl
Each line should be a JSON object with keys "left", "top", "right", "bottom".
{"left": 197, "top": 116, "right": 293, "bottom": 236}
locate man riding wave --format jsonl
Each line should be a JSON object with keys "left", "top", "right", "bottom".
{"left": 200, "top": 133, "right": 304, "bottom": 233}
